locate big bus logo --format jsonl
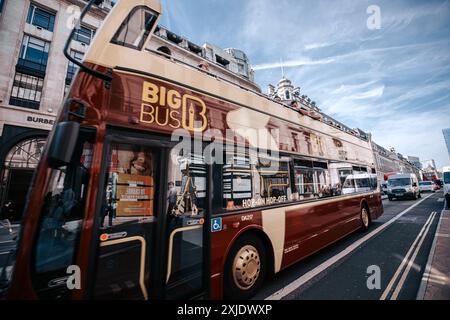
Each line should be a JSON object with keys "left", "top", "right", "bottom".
{"left": 140, "top": 81, "right": 207, "bottom": 132}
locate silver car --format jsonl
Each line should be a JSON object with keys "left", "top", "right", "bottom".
{"left": 419, "top": 181, "right": 435, "bottom": 193}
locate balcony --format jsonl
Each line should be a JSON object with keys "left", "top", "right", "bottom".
{"left": 9, "top": 97, "right": 40, "bottom": 110}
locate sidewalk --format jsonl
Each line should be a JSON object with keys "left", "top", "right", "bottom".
{"left": 417, "top": 208, "right": 450, "bottom": 299}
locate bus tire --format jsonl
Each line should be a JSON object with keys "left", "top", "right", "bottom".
{"left": 360, "top": 205, "right": 371, "bottom": 231}
{"left": 388, "top": 196, "right": 393, "bottom": 201}
{"left": 224, "top": 234, "right": 267, "bottom": 300}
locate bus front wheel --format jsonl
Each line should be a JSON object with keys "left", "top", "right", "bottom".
{"left": 224, "top": 234, "right": 267, "bottom": 300}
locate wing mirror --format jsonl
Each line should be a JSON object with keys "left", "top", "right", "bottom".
{"left": 48, "top": 121, "right": 80, "bottom": 168}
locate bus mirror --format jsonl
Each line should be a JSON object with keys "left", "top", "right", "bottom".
{"left": 48, "top": 121, "right": 80, "bottom": 168}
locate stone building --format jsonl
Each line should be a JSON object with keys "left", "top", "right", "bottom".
{"left": 267, "top": 77, "right": 423, "bottom": 182}
{"left": 0, "top": 0, "right": 258, "bottom": 221}
{"left": 371, "top": 143, "right": 422, "bottom": 181}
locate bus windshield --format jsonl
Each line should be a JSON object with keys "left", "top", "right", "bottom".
{"left": 444, "top": 172, "right": 450, "bottom": 184}
{"left": 31, "top": 130, "right": 94, "bottom": 296}
{"left": 388, "top": 178, "right": 411, "bottom": 187}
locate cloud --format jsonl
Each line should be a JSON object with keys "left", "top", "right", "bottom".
{"left": 157, "top": 0, "right": 450, "bottom": 168}
{"left": 253, "top": 57, "right": 335, "bottom": 71}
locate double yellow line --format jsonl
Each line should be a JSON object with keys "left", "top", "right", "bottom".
{"left": 380, "top": 211, "right": 437, "bottom": 300}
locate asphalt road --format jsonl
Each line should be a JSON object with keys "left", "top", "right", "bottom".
{"left": 0, "top": 192, "right": 445, "bottom": 299}
{"left": 255, "top": 191, "right": 445, "bottom": 300}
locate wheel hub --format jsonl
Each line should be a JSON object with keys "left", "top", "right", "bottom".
{"left": 232, "top": 245, "right": 261, "bottom": 290}
{"left": 362, "top": 208, "right": 369, "bottom": 227}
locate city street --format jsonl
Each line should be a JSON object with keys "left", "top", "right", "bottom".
{"left": 2, "top": 192, "right": 446, "bottom": 300}
{"left": 255, "top": 191, "right": 446, "bottom": 300}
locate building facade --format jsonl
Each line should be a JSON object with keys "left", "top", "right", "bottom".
{"left": 443, "top": 128, "right": 450, "bottom": 158}
{"left": 266, "top": 77, "right": 424, "bottom": 183}
{"left": 0, "top": 0, "right": 258, "bottom": 221}
{"left": 407, "top": 155, "right": 422, "bottom": 170}
{"left": 371, "top": 143, "right": 422, "bottom": 181}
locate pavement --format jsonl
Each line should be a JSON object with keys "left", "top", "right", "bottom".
{"left": 417, "top": 207, "right": 450, "bottom": 299}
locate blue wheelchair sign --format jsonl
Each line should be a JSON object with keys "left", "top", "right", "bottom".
{"left": 211, "top": 217, "right": 222, "bottom": 232}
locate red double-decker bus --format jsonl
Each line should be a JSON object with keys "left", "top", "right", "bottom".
{"left": 7, "top": 0, "right": 383, "bottom": 300}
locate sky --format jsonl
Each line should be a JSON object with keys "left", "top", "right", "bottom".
{"left": 156, "top": 0, "right": 450, "bottom": 169}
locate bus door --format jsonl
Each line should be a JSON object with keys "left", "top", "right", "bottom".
{"left": 91, "top": 135, "right": 209, "bottom": 300}
{"left": 164, "top": 152, "right": 210, "bottom": 299}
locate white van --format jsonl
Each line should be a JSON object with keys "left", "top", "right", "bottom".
{"left": 443, "top": 166, "right": 450, "bottom": 209}
{"left": 387, "top": 173, "right": 420, "bottom": 200}
{"left": 342, "top": 174, "right": 378, "bottom": 195}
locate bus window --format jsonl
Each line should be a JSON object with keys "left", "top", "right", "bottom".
{"left": 258, "top": 158, "right": 290, "bottom": 199}
{"left": 293, "top": 159, "right": 331, "bottom": 199}
{"left": 32, "top": 129, "right": 94, "bottom": 298}
{"left": 223, "top": 154, "right": 252, "bottom": 209}
{"left": 111, "top": 6, "right": 158, "bottom": 50}
{"left": 223, "top": 154, "right": 291, "bottom": 210}
{"left": 102, "top": 143, "right": 155, "bottom": 227}
{"left": 342, "top": 177, "right": 356, "bottom": 194}
{"left": 167, "top": 153, "right": 207, "bottom": 216}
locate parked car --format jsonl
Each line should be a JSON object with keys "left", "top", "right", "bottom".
{"left": 387, "top": 173, "right": 421, "bottom": 200}
{"left": 419, "top": 181, "right": 435, "bottom": 193}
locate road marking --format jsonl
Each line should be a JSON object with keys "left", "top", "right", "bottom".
{"left": 380, "top": 211, "right": 436, "bottom": 300}
{"left": 265, "top": 193, "right": 434, "bottom": 300}
{"left": 390, "top": 212, "right": 436, "bottom": 300}
{"left": 417, "top": 204, "right": 449, "bottom": 299}
{"left": 437, "top": 198, "right": 444, "bottom": 202}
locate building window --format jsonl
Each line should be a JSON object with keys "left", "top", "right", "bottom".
{"left": 17, "top": 35, "right": 50, "bottom": 76}
{"left": 26, "top": 4, "right": 55, "bottom": 32}
{"left": 285, "top": 90, "right": 291, "bottom": 100}
{"left": 0, "top": 0, "right": 4, "bottom": 14}
{"left": 237, "top": 63, "right": 245, "bottom": 73}
{"left": 64, "top": 50, "right": 84, "bottom": 95}
{"left": 74, "top": 25, "right": 96, "bottom": 45}
{"left": 9, "top": 72, "right": 44, "bottom": 109}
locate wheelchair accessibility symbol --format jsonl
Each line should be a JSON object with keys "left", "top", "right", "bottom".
{"left": 211, "top": 217, "right": 222, "bottom": 232}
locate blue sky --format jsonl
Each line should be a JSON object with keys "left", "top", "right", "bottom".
{"left": 157, "top": 0, "right": 450, "bottom": 169}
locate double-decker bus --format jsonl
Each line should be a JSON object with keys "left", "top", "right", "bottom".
{"left": 6, "top": 0, "right": 383, "bottom": 300}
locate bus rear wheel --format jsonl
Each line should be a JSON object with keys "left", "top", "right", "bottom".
{"left": 224, "top": 234, "right": 267, "bottom": 300}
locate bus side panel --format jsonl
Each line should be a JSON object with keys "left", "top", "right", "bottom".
{"left": 369, "top": 191, "right": 383, "bottom": 220}
{"left": 210, "top": 212, "right": 263, "bottom": 299}
{"left": 281, "top": 196, "right": 362, "bottom": 270}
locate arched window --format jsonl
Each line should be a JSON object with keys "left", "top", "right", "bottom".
{"left": 285, "top": 90, "right": 290, "bottom": 100}
{"left": 4, "top": 137, "right": 47, "bottom": 169}
{"left": 1, "top": 137, "right": 47, "bottom": 221}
